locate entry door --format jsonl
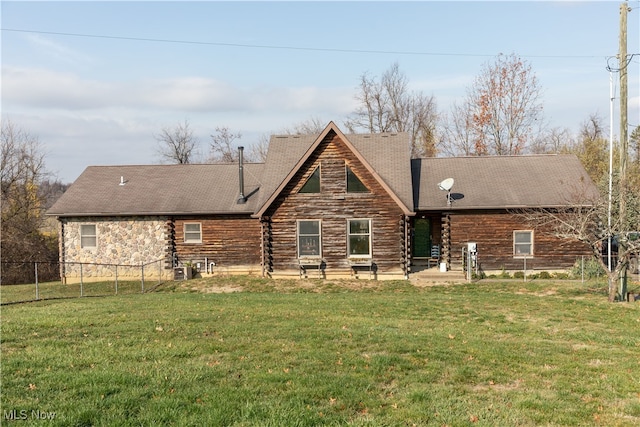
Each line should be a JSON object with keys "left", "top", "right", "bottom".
{"left": 414, "top": 218, "right": 431, "bottom": 258}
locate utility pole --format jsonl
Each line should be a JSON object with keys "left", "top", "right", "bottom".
{"left": 619, "top": 1, "right": 629, "bottom": 190}
{"left": 618, "top": 0, "right": 630, "bottom": 299}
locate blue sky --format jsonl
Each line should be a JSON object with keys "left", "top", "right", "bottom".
{"left": 2, "top": 1, "right": 639, "bottom": 183}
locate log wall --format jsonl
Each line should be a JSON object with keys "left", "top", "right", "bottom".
{"left": 172, "top": 215, "right": 261, "bottom": 268}
{"left": 446, "top": 210, "right": 591, "bottom": 271}
{"left": 264, "top": 132, "right": 406, "bottom": 275}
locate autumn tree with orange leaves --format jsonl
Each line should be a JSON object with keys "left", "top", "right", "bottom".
{"left": 442, "top": 54, "right": 544, "bottom": 156}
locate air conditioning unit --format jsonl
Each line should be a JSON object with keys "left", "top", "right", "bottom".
{"left": 173, "top": 266, "right": 193, "bottom": 280}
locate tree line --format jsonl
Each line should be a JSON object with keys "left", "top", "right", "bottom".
{"left": 1, "top": 122, "right": 68, "bottom": 283}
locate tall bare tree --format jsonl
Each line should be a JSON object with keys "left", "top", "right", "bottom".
{"left": 443, "top": 54, "right": 544, "bottom": 156}
{"left": 441, "top": 100, "right": 475, "bottom": 156}
{"left": 345, "top": 62, "right": 439, "bottom": 158}
{"left": 571, "top": 114, "right": 610, "bottom": 184}
{"left": 1, "top": 120, "right": 58, "bottom": 283}
{"left": 155, "top": 120, "right": 198, "bottom": 164}
{"left": 209, "top": 126, "right": 242, "bottom": 163}
{"left": 281, "top": 116, "right": 327, "bottom": 136}
{"left": 631, "top": 125, "right": 640, "bottom": 165}
{"left": 247, "top": 134, "right": 270, "bottom": 163}
{"left": 518, "top": 176, "right": 639, "bottom": 302}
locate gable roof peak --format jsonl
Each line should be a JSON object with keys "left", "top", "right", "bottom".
{"left": 254, "top": 121, "right": 414, "bottom": 217}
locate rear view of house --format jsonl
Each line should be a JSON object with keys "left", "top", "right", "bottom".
{"left": 47, "top": 122, "right": 598, "bottom": 282}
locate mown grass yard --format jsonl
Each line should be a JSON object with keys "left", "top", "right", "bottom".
{"left": 1, "top": 277, "right": 639, "bottom": 426}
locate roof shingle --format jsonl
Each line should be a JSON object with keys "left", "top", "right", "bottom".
{"left": 47, "top": 163, "right": 264, "bottom": 216}
{"left": 412, "top": 154, "right": 598, "bottom": 210}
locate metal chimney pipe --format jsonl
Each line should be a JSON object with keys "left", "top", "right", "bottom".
{"left": 237, "top": 146, "right": 246, "bottom": 204}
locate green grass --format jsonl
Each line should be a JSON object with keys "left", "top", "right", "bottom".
{"left": 1, "top": 278, "right": 639, "bottom": 426}
{"left": 0, "top": 280, "right": 154, "bottom": 304}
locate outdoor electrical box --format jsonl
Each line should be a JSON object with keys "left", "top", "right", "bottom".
{"left": 468, "top": 242, "right": 477, "bottom": 269}
{"left": 463, "top": 242, "right": 478, "bottom": 282}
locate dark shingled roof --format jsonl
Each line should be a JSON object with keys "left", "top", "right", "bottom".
{"left": 412, "top": 154, "right": 598, "bottom": 210}
{"left": 255, "top": 124, "right": 413, "bottom": 215}
{"left": 47, "top": 163, "right": 264, "bottom": 216}
{"left": 47, "top": 123, "right": 597, "bottom": 218}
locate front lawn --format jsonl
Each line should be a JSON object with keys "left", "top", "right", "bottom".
{"left": 1, "top": 279, "right": 638, "bottom": 426}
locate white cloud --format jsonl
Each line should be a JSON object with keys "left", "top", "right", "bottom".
{"left": 2, "top": 67, "right": 115, "bottom": 109}
{"left": 1, "top": 66, "right": 359, "bottom": 182}
{"left": 143, "top": 77, "right": 245, "bottom": 111}
{"left": 2, "top": 66, "right": 357, "bottom": 116}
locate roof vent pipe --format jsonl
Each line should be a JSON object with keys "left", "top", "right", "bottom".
{"left": 237, "top": 146, "right": 246, "bottom": 204}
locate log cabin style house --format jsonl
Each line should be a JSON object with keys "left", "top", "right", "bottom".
{"left": 47, "top": 122, "right": 598, "bottom": 282}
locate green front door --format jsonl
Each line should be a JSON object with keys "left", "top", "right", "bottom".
{"left": 414, "top": 218, "right": 431, "bottom": 258}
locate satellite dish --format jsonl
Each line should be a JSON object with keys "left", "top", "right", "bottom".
{"left": 438, "top": 178, "right": 454, "bottom": 192}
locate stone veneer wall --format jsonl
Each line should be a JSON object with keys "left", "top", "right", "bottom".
{"left": 61, "top": 216, "right": 168, "bottom": 281}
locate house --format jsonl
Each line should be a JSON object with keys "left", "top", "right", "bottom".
{"left": 47, "top": 122, "right": 598, "bottom": 282}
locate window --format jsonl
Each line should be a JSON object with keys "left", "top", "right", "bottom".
{"left": 297, "top": 220, "right": 321, "bottom": 257}
{"left": 514, "top": 230, "right": 533, "bottom": 257}
{"left": 299, "top": 167, "right": 320, "bottom": 193}
{"left": 80, "top": 224, "right": 96, "bottom": 248}
{"left": 348, "top": 219, "right": 372, "bottom": 257}
{"left": 184, "top": 223, "right": 202, "bottom": 243}
{"left": 346, "top": 166, "right": 368, "bottom": 193}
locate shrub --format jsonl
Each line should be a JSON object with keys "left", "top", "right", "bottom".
{"left": 571, "top": 257, "right": 606, "bottom": 279}
{"left": 538, "top": 271, "right": 552, "bottom": 279}
{"left": 513, "top": 271, "right": 525, "bottom": 279}
{"left": 498, "top": 268, "right": 511, "bottom": 279}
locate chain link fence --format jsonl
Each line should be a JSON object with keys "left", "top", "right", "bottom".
{"left": 1, "top": 260, "right": 167, "bottom": 305}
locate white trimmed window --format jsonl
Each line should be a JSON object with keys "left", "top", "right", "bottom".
{"left": 80, "top": 224, "right": 97, "bottom": 248}
{"left": 347, "top": 219, "right": 372, "bottom": 258}
{"left": 514, "top": 230, "right": 533, "bottom": 257}
{"left": 184, "top": 223, "right": 202, "bottom": 243}
{"left": 298, "top": 220, "right": 321, "bottom": 258}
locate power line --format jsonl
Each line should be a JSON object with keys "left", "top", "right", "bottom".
{"left": 1, "top": 27, "right": 611, "bottom": 60}
{"left": 606, "top": 53, "right": 639, "bottom": 72}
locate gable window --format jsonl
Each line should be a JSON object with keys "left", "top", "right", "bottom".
{"left": 299, "top": 167, "right": 320, "bottom": 193}
{"left": 184, "top": 223, "right": 202, "bottom": 243}
{"left": 80, "top": 224, "right": 97, "bottom": 248}
{"left": 297, "top": 220, "right": 321, "bottom": 257}
{"left": 347, "top": 219, "right": 372, "bottom": 258}
{"left": 514, "top": 230, "right": 533, "bottom": 257}
{"left": 346, "top": 166, "right": 368, "bottom": 193}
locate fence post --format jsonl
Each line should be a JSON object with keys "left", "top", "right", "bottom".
{"left": 80, "top": 263, "right": 84, "bottom": 297}
{"left": 115, "top": 265, "right": 118, "bottom": 295}
{"left": 581, "top": 256, "right": 584, "bottom": 284}
{"left": 141, "top": 263, "right": 145, "bottom": 293}
{"left": 35, "top": 262, "right": 39, "bottom": 300}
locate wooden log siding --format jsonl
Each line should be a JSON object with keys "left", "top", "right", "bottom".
{"left": 164, "top": 217, "right": 176, "bottom": 269}
{"left": 173, "top": 215, "right": 261, "bottom": 267}
{"left": 448, "top": 210, "right": 592, "bottom": 271}
{"left": 264, "top": 133, "right": 406, "bottom": 274}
